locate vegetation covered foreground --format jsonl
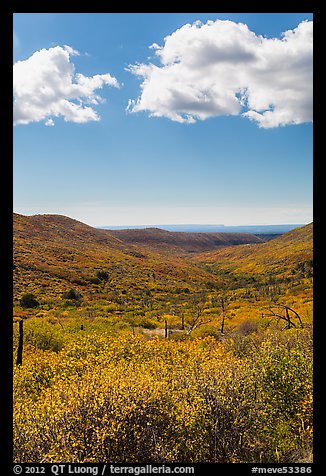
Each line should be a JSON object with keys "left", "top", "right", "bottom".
{"left": 13, "top": 215, "right": 313, "bottom": 463}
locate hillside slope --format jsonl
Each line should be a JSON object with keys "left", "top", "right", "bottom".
{"left": 192, "top": 223, "right": 313, "bottom": 279}
{"left": 106, "top": 227, "right": 263, "bottom": 255}
{"left": 13, "top": 214, "right": 223, "bottom": 302}
{"left": 13, "top": 213, "right": 130, "bottom": 253}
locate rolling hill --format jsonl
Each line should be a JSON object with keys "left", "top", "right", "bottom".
{"left": 106, "top": 227, "right": 264, "bottom": 255}
{"left": 191, "top": 223, "right": 313, "bottom": 280}
{"left": 13, "top": 213, "right": 226, "bottom": 302}
{"left": 13, "top": 214, "right": 312, "bottom": 321}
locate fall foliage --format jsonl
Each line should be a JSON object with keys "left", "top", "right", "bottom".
{"left": 13, "top": 214, "right": 313, "bottom": 463}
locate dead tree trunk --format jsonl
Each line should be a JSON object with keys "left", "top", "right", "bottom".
{"left": 221, "top": 313, "right": 226, "bottom": 334}
{"left": 164, "top": 319, "right": 168, "bottom": 338}
{"left": 262, "top": 303, "right": 303, "bottom": 329}
{"left": 285, "top": 307, "right": 291, "bottom": 329}
{"left": 16, "top": 319, "right": 23, "bottom": 367}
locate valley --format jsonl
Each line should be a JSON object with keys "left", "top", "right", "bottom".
{"left": 13, "top": 214, "right": 313, "bottom": 333}
{"left": 13, "top": 213, "right": 313, "bottom": 464}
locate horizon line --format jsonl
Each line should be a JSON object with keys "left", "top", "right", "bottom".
{"left": 13, "top": 212, "right": 310, "bottom": 228}
{"left": 97, "top": 223, "right": 308, "bottom": 229}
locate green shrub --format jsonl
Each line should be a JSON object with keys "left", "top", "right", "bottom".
{"left": 96, "top": 270, "right": 109, "bottom": 281}
{"left": 62, "top": 289, "right": 82, "bottom": 301}
{"left": 20, "top": 293, "right": 39, "bottom": 309}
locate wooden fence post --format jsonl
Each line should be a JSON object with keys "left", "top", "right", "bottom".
{"left": 16, "top": 319, "right": 23, "bottom": 366}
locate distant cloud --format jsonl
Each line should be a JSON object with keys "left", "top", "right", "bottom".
{"left": 127, "top": 19, "right": 312, "bottom": 128}
{"left": 45, "top": 118, "right": 55, "bottom": 126}
{"left": 13, "top": 45, "right": 120, "bottom": 126}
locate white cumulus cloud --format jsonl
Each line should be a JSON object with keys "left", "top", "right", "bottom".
{"left": 13, "top": 45, "right": 120, "bottom": 126}
{"left": 127, "top": 19, "right": 312, "bottom": 128}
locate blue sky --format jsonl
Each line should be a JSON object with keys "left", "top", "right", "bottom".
{"left": 13, "top": 13, "right": 313, "bottom": 226}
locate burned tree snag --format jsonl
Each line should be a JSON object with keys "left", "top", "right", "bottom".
{"left": 262, "top": 303, "right": 303, "bottom": 329}
{"left": 181, "top": 313, "right": 185, "bottom": 330}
